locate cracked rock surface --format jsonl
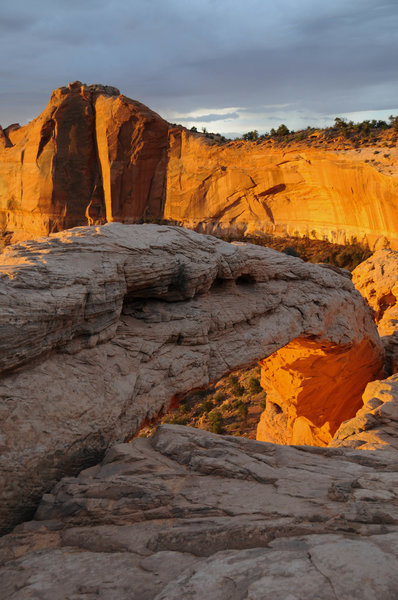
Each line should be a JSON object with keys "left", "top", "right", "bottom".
{"left": 1, "top": 425, "right": 397, "bottom": 599}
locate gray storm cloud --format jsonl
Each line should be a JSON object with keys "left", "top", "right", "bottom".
{"left": 1, "top": 0, "right": 397, "bottom": 132}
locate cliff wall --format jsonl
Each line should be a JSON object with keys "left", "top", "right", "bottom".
{"left": 0, "top": 82, "right": 168, "bottom": 242}
{"left": 165, "top": 129, "right": 398, "bottom": 250}
{"left": 1, "top": 83, "right": 398, "bottom": 249}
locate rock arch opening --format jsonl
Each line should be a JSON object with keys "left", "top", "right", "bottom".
{"left": 142, "top": 334, "right": 383, "bottom": 448}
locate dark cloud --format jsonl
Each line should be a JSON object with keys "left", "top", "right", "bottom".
{"left": 1, "top": 0, "right": 397, "bottom": 132}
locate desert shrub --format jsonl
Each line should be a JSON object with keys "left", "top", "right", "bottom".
{"left": 214, "top": 391, "right": 226, "bottom": 403}
{"left": 208, "top": 410, "right": 224, "bottom": 434}
{"left": 230, "top": 379, "right": 245, "bottom": 397}
{"left": 282, "top": 246, "right": 300, "bottom": 257}
{"left": 199, "top": 398, "right": 214, "bottom": 415}
{"left": 243, "top": 130, "right": 259, "bottom": 141}
{"left": 248, "top": 376, "right": 262, "bottom": 394}
{"left": 237, "top": 400, "right": 248, "bottom": 418}
{"left": 165, "top": 414, "right": 189, "bottom": 425}
{"left": 189, "top": 389, "right": 208, "bottom": 400}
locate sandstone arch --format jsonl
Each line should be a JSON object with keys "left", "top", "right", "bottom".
{"left": 0, "top": 224, "right": 383, "bottom": 533}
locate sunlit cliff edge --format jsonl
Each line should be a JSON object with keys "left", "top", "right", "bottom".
{"left": 1, "top": 81, "right": 398, "bottom": 249}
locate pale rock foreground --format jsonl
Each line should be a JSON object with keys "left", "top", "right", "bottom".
{"left": 0, "top": 224, "right": 383, "bottom": 534}
{"left": 0, "top": 425, "right": 398, "bottom": 599}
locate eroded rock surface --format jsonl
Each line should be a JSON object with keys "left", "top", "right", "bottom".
{"left": 0, "top": 223, "right": 383, "bottom": 533}
{"left": 1, "top": 425, "right": 397, "bottom": 599}
{"left": 332, "top": 373, "right": 398, "bottom": 451}
{"left": 257, "top": 337, "right": 382, "bottom": 446}
{"left": 353, "top": 249, "right": 398, "bottom": 372}
{"left": 165, "top": 129, "right": 398, "bottom": 250}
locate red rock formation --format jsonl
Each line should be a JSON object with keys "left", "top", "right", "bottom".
{"left": 165, "top": 129, "right": 398, "bottom": 250}
{"left": 1, "top": 83, "right": 398, "bottom": 248}
{"left": 0, "top": 82, "right": 168, "bottom": 242}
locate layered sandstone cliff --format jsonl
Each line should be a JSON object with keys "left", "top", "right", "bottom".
{"left": 0, "top": 224, "right": 383, "bottom": 534}
{"left": 1, "top": 83, "right": 398, "bottom": 249}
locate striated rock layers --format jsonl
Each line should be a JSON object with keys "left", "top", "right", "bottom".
{"left": 0, "top": 223, "right": 383, "bottom": 534}
{"left": 1, "top": 82, "right": 398, "bottom": 249}
{"left": 1, "top": 425, "right": 398, "bottom": 599}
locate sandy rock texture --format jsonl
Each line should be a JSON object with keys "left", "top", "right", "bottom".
{"left": 0, "top": 223, "right": 383, "bottom": 534}
{"left": 1, "top": 83, "right": 398, "bottom": 249}
{"left": 256, "top": 337, "right": 381, "bottom": 446}
{"left": 353, "top": 249, "right": 398, "bottom": 372}
{"left": 1, "top": 425, "right": 398, "bottom": 599}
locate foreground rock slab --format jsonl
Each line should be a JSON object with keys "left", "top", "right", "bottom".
{"left": 0, "top": 223, "right": 383, "bottom": 533}
{"left": 1, "top": 425, "right": 397, "bottom": 599}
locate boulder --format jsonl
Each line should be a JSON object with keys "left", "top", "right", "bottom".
{"left": 332, "top": 373, "right": 398, "bottom": 450}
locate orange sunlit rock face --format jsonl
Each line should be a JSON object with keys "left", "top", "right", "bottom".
{"left": 256, "top": 337, "right": 385, "bottom": 446}
{"left": 165, "top": 129, "right": 398, "bottom": 250}
{"left": 1, "top": 84, "right": 398, "bottom": 248}
{"left": 0, "top": 82, "right": 168, "bottom": 243}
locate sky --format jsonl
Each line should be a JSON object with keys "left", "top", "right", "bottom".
{"left": 1, "top": 0, "right": 398, "bottom": 137}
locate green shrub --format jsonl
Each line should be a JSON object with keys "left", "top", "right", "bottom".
{"left": 232, "top": 399, "right": 248, "bottom": 417}
{"left": 230, "top": 380, "right": 245, "bottom": 396}
{"left": 165, "top": 414, "right": 189, "bottom": 425}
{"left": 248, "top": 377, "right": 262, "bottom": 394}
{"left": 214, "top": 391, "right": 226, "bottom": 403}
{"left": 283, "top": 246, "right": 300, "bottom": 257}
{"left": 208, "top": 410, "right": 224, "bottom": 434}
{"left": 199, "top": 398, "right": 214, "bottom": 415}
